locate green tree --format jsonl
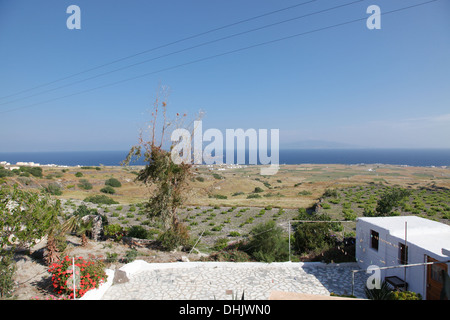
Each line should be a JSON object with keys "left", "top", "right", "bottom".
{"left": 375, "top": 188, "right": 411, "bottom": 216}
{"left": 246, "top": 220, "right": 289, "bottom": 262}
{"left": 293, "top": 222, "right": 335, "bottom": 254}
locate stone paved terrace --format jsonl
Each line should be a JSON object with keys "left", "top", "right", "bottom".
{"left": 100, "top": 261, "right": 370, "bottom": 300}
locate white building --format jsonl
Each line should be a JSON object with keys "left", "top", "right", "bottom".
{"left": 16, "top": 162, "right": 40, "bottom": 167}
{"left": 356, "top": 216, "right": 450, "bottom": 300}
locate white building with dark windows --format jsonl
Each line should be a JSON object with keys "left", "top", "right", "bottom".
{"left": 356, "top": 216, "right": 450, "bottom": 300}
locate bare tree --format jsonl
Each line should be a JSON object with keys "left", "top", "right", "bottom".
{"left": 122, "top": 87, "right": 202, "bottom": 248}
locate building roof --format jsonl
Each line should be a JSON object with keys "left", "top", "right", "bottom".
{"left": 358, "top": 216, "right": 450, "bottom": 259}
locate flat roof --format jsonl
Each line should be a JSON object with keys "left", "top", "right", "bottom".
{"left": 357, "top": 216, "right": 450, "bottom": 258}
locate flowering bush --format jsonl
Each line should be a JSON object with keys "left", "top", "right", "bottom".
{"left": 48, "top": 256, "right": 107, "bottom": 299}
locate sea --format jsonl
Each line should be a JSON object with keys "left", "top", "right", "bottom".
{"left": 0, "top": 149, "right": 449, "bottom": 167}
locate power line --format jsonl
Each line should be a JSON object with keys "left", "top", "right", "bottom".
{"left": 0, "top": 0, "right": 439, "bottom": 115}
{"left": 0, "top": 0, "right": 363, "bottom": 107}
{"left": 0, "top": 0, "right": 318, "bottom": 101}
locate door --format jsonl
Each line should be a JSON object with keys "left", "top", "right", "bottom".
{"left": 426, "top": 256, "right": 448, "bottom": 300}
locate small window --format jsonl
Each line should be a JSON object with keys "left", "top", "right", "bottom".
{"left": 398, "top": 243, "right": 408, "bottom": 265}
{"left": 431, "top": 264, "right": 445, "bottom": 283}
{"left": 370, "top": 230, "right": 379, "bottom": 251}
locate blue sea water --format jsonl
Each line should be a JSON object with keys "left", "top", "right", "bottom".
{"left": 0, "top": 149, "right": 449, "bottom": 167}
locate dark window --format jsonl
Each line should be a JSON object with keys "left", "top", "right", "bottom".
{"left": 431, "top": 264, "right": 445, "bottom": 283}
{"left": 370, "top": 230, "right": 379, "bottom": 251}
{"left": 398, "top": 243, "right": 408, "bottom": 265}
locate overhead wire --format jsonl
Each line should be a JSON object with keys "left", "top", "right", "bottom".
{"left": 0, "top": 0, "right": 318, "bottom": 101}
{"left": 0, "top": 0, "right": 439, "bottom": 115}
{"left": 0, "top": 0, "right": 363, "bottom": 107}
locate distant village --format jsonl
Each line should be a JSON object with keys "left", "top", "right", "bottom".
{"left": 0, "top": 161, "right": 69, "bottom": 170}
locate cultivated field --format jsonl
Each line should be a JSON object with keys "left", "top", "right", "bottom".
{"left": 4, "top": 162, "right": 450, "bottom": 250}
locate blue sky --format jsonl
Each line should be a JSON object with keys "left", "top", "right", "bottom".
{"left": 0, "top": 0, "right": 449, "bottom": 152}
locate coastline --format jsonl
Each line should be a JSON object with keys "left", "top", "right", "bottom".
{"left": 1, "top": 148, "right": 450, "bottom": 168}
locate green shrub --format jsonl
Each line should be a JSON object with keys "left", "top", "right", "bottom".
{"left": 75, "top": 172, "right": 83, "bottom": 177}
{"left": 212, "top": 173, "right": 222, "bottom": 180}
{"left": 73, "top": 204, "right": 98, "bottom": 217}
{"left": 364, "top": 281, "right": 394, "bottom": 300}
{"left": 43, "top": 183, "right": 63, "bottom": 196}
{"left": 19, "top": 166, "right": 43, "bottom": 178}
{"left": 195, "top": 177, "right": 205, "bottom": 182}
{"left": 106, "top": 252, "right": 119, "bottom": 263}
{"left": 105, "top": 178, "right": 122, "bottom": 188}
{"left": 253, "top": 187, "right": 264, "bottom": 193}
{"left": 211, "top": 225, "right": 223, "bottom": 232}
{"left": 246, "top": 220, "right": 289, "bottom": 262}
{"left": 390, "top": 290, "right": 422, "bottom": 300}
{"left": 127, "top": 225, "right": 150, "bottom": 239}
{"left": 232, "top": 192, "right": 244, "bottom": 196}
{"left": 100, "top": 186, "right": 115, "bottom": 194}
{"left": 323, "top": 189, "right": 338, "bottom": 198}
{"left": 0, "top": 168, "right": 14, "bottom": 178}
{"left": 229, "top": 231, "right": 241, "bottom": 237}
{"left": 214, "top": 238, "right": 229, "bottom": 251}
{"left": 210, "top": 194, "right": 227, "bottom": 199}
{"left": 83, "top": 195, "right": 118, "bottom": 205}
{"left": 329, "top": 198, "right": 341, "bottom": 204}
{"left": 342, "top": 202, "right": 352, "bottom": 209}
{"left": 124, "top": 248, "right": 139, "bottom": 263}
{"left": 0, "top": 252, "right": 16, "bottom": 298}
{"left": 322, "top": 203, "right": 331, "bottom": 210}
{"left": 209, "top": 247, "right": 251, "bottom": 262}
{"left": 78, "top": 179, "right": 93, "bottom": 190}
{"left": 298, "top": 190, "right": 312, "bottom": 196}
{"left": 376, "top": 188, "right": 411, "bottom": 216}
{"left": 157, "top": 223, "right": 190, "bottom": 251}
{"left": 343, "top": 209, "right": 357, "bottom": 221}
{"left": 103, "top": 224, "right": 124, "bottom": 241}
{"left": 293, "top": 222, "right": 335, "bottom": 254}
{"left": 247, "top": 194, "right": 262, "bottom": 199}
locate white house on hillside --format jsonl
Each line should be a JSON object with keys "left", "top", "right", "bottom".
{"left": 356, "top": 216, "right": 450, "bottom": 300}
